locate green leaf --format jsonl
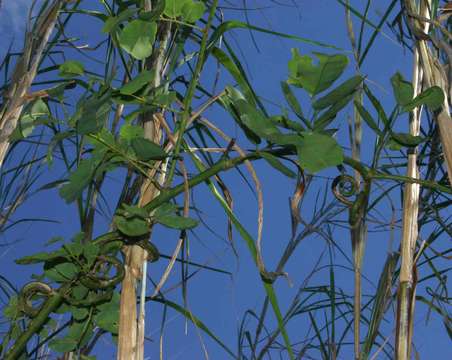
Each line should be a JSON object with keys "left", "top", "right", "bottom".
{"left": 94, "top": 292, "right": 120, "bottom": 334}
{"left": 59, "top": 158, "right": 96, "bottom": 203}
{"left": 118, "top": 20, "right": 157, "bottom": 60}
{"left": 354, "top": 101, "right": 383, "bottom": 136}
{"left": 297, "top": 132, "right": 344, "bottom": 172}
{"left": 155, "top": 214, "right": 199, "bottom": 230}
{"left": 59, "top": 60, "right": 85, "bottom": 78}
{"left": 120, "top": 203, "right": 149, "bottom": 218}
{"left": 120, "top": 124, "right": 145, "bottom": 141}
{"left": 3, "top": 296, "right": 20, "bottom": 319}
{"left": 390, "top": 132, "right": 425, "bottom": 147}
{"left": 260, "top": 152, "right": 296, "bottom": 178}
{"left": 72, "top": 93, "right": 112, "bottom": 135}
{"left": 131, "top": 137, "right": 167, "bottom": 161}
{"left": 313, "top": 94, "right": 353, "bottom": 130}
{"left": 391, "top": 72, "right": 413, "bottom": 106}
{"left": 234, "top": 100, "right": 281, "bottom": 141}
{"left": 119, "top": 70, "right": 153, "bottom": 95}
{"left": 114, "top": 215, "right": 149, "bottom": 237}
{"left": 102, "top": 8, "right": 137, "bottom": 33}
{"left": 313, "top": 75, "right": 364, "bottom": 110}
{"left": 402, "top": 86, "right": 444, "bottom": 112}
{"left": 288, "top": 50, "right": 348, "bottom": 96}
{"left": 83, "top": 243, "right": 100, "bottom": 268}
{"left": 11, "top": 99, "right": 50, "bottom": 140}
{"left": 181, "top": 1, "right": 206, "bottom": 23}
{"left": 45, "top": 262, "right": 79, "bottom": 282}
{"left": 15, "top": 249, "right": 65, "bottom": 265}
{"left": 280, "top": 81, "right": 307, "bottom": 124}
{"left": 164, "top": 0, "right": 189, "bottom": 18}
{"left": 49, "top": 337, "right": 78, "bottom": 352}
{"left": 71, "top": 306, "right": 89, "bottom": 321}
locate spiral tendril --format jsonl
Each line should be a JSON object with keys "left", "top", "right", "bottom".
{"left": 332, "top": 174, "right": 359, "bottom": 207}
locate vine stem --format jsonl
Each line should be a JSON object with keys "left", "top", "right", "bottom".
{"left": 4, "top": 286, "right": 68, "bottom": 360}
{"left": 165, "top": 0, "right": 219, "bottom": 184}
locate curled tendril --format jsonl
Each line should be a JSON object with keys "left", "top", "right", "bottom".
{"left": 80, "top": 255, "right": 125, "bottom": 290}
{"left": 19, "top": 282, "right": 54, "bottom": 318}
{"left": 138, "top": 240, "right": 159, "bottom": 262}
{"left": 332, "top": 174, "right": 359, "bottom": 207}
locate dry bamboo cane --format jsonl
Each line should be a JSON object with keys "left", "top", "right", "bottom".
{"left": 396, "top": 2, "right": 430, "bottom": 359}
{"left": 404, "top": 0, "right": 452, "bottom": 186}
{"left": 0, "top": 0, "right": 65, "bottom": 167}
{"left": 117, "top": 5, "right": 171, "bottom": 358}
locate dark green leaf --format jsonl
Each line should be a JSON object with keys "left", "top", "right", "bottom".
{"left": 155, "top": 214, "right": 199, "bottom": 230}
{"left": 16, "top": 250, "right": 65, "bottom": 265}
{"left": 119, "top": 70, "right": 153, "bottom": 95}
{"left": 59, "top": 158, "right": 96, "bottom": 203}
{"left": 45, "top": 262, "right": 79, "bottom": 282}
{"left": 390, "top": 132, "right": 425, "bottom": 147}
{"left": 354, "top": 101, "right": 383, "bottom": 136}
{"left": 313, "top": 75, "right": 364, "bottom": 110}
{"left": 260, "top": 152, "right": 296, "bottom": 178}
{"left": 119, "top": 124, "right": 144, "bottom": 141}
{"left": 313, "top": 94, "right": 353, "bottom": 130}
{"left": 102, "top": 8, "right": 137, "bottom": 33}
{"left": 403, "top": 86, "right": 444, "bottom": 112}
{"left": 114, "top": 215, "right": 149, "bottom": 237}
{"left": 131, "top": 137, "right": 167, "bottom": 161}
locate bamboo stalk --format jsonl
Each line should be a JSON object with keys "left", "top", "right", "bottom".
{"left": 116, "top": 0, "right": 171, "bottom": 355}
{"left": 404, "top": 0, "right": 452, "bottom": 186}
{"left": 396, "top": 2, "right": 428, "bottom": 359}
{"left": 0, "top": 0, "right": 65, "bottom": 167}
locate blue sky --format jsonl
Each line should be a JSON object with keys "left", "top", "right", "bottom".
{"left": 0, "top": 1, "right": 450, "bottom": 359}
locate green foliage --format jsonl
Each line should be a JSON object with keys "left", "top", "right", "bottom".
{"left": 288, "top": 50, "right": 348, "bottom": 95}
{"left": 59, "top": 60, "right": 85, "bottom": 78}
{"left": 118, "top": 20, "right": 157, "bottom": 60}
{"left": 2, "top": 1, "right": 450, "bottom": 359}
{"left": 153, "top": 203, "right": 199, "bottom": 229}
{"left": 296, "top": 132, "right": 344, "bottom": 173}
{"left": 131, "top": 137, "right": 167, "bottom": 161}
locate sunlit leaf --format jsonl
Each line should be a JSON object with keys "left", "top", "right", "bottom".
{"left": 288, "top": 50, "right": 348, "bottom": 95}
{"left": 118, "top": 20, "right": 157, "bottom": 60}
{"left": 181, "top": 1, "right": 206, "bottom": 23}
{"left": 391, "top": 72, "right": 413, "bottom": 106}
{"left": 59, "top": 60, "right": 84, "bottom": 78}
{"left": 297, "top": 132, "right": 344, "bottom": 172}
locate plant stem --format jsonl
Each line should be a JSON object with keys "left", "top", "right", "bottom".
{"left": 4, "top": 288, "right": 65, "bottom": 360}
